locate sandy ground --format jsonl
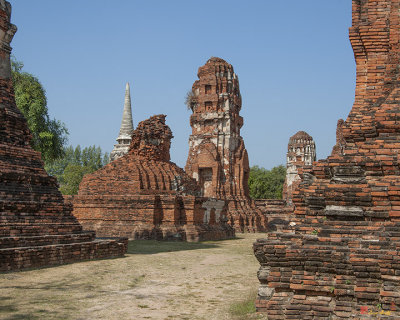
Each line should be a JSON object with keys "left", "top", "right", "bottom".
{"left": 1, "top": 233, "right": 268, "bottom": 320}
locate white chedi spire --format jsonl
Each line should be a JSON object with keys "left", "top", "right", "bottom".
{"left": 110, "top": 83, "right": 134, "bottom": 161}
{"left": 117, "top": 82, "right": 133, "bottom": 141}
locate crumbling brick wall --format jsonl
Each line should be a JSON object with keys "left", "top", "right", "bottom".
{"left": 254, "top": 0, "right": 400, "bottom": 318}
{"left": 72, "top": 115, "right": 235, "bottom": 241}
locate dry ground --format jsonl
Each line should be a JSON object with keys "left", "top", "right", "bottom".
{"left": 0, "top": 233, "right": 268, "bottom": 320}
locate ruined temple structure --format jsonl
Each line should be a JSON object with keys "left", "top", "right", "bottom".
{"left": 0, "top": 1, "right": 127, "bottom": 272}
{"left": 185, "top": 57, "right": 266, "bottom": 232}
{"left": 282, "top": 131, "right": 316, "bottom": 205}
{"left": 110, "top": 83, "right": 134, "bottom": 161}
{"left": 72, "top": 115, "right": 235, "bottom": 241}
{"left": 254, "top": 0, "right": 400, "bottom": 318}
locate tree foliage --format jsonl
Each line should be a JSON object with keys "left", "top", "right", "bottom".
{"left": 248, "top": 165, "right": 286, "bottom": 199}
{"left": 11, "top": 57, "right": 68, "bottom": 162}
{"left": 45, "top": 145, "right": 110, "bottom": 195}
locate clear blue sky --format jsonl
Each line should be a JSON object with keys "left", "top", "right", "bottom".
{"left": 11, "top": 0, "right": 355, "bottom": 169}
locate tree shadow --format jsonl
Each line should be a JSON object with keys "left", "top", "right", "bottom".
{"left": 127, "top": 240, "right": 221, "bottom": 255}
{"left": 1, "top": 309, "right": 63, "bottom": 320}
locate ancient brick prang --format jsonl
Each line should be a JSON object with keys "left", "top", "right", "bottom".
{"left": 254, "top": 1, "right": 400, "bottom": 318}
{"left": 0, "top": 1, "right": 127, "bottom": 272}
{"left": 185, "top": 57, "right": 266, "bottom": 232}
{"left": 282, "top": 131, "right": 316, "bottom": 204}
{"left": 72, "top": 115, "right": 235, "bottom": 241}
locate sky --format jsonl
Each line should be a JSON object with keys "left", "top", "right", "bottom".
{"left": 10, "top": 0, "right": 355, "bottom": 169}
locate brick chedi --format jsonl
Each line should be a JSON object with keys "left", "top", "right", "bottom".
{"left": 254, "top": 1, "right": 400, "bottom": 318}
{"left": 72, "top": 114, "right": 235, "bottom": 241}
{"left": 185, "top": 57, "right": 266, "bottom": 232}
{"left": 0, "top": 0, "right": 127, "bottom": 272}
{"left": 282, "top": 131, "right": 316, "bottom": 205}
{"left": 110, "top": 82, "right": 134, "bottom": 161}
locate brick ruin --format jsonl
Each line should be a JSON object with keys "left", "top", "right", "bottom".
{"left": 185, "top": 57, "right": 266, "bottom": 232}
{"left": 0, "top": 0, "right": 127, "bottom": 272}
{"left": 282, "top": 131, "right": 316, "bottom": 205}
{"left": 254, "top": 132, "right": 316, "bottom": 233}
{"left": 71, "top": 114, "right": 235, "bottom": 241}
{"left": 110, "top": 82, "right": 134, "bottom": 161}
{"left": 254, "top": 0, "right": 400, "bottom": 318}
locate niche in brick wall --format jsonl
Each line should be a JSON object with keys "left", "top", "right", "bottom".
{"left": 199, "top": 167, "right": 213, "bottom": 197}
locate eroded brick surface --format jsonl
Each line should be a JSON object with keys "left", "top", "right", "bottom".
{"left": 0, "top": 1, "right": 126, "bottom": 272}
{"left": 254, "top": 1, "right": 400, "bottom": 318}
{"left": 72, "top": 115, "right": 235, "bottom": 241}
{"left": 185, "top": 57, "right": 266, "bottom": 232}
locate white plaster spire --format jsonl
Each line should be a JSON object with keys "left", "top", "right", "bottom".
{"left": 110, "top": 82, "right": 134, "bottom": 161}
{"left": 117, "top": 82, "right": 133, "bottom": 141}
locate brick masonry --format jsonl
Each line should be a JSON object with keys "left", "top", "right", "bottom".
{"left": 254, "top": 0, "right": 400, "bottom": 318}
{"left": 0, "top": 1, "right": 126, "bottom": 272}
{"left": 71, "top": 115, "right": 235, "bottom": 241}
{"left": 185, "top": 57, "right": 267, "bottom": 232}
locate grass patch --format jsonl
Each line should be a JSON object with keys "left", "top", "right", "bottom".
{"left": 229, "top": 297, "right": 256, "bottom": 317}
{"left": 228, "top": 290, "right": 268, "bottom": 320}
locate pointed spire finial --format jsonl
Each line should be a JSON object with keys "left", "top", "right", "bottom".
{"left": 110, "top": 82, "right": 134, "bottom": 161}
{"left": 117, "top": 82, "right": 134, "bottom": 141}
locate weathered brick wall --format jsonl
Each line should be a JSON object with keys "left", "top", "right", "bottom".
{"left": 0, "top": 1, "right": 126, "bottom": 272}
{"left": 72, "top": 115, "right": 235, "bottom": 241}
{"left": 254, "top": 0, "right": 400, "bottom": 318}
{"left": 185, "top": 57, "right": 267, "bottom": 232}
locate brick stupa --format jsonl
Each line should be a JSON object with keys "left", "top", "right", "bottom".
{"left": 254, "top": 0, "right": 400, "bottom": 318}
{"left": 72, "top": 115, "right": 235, "bottom": 241}
{"left": 185, "top": 57, "right": 266, "bottom": 232}
{"left": 0, "top": 0, "right": 127, "bottom": 272}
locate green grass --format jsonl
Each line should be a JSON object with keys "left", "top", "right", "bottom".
{"left": 228, "top": 290, "right": 268, "bottom": 320}
{"left": 229, "top": 290, "right": 257, "bottom": 318}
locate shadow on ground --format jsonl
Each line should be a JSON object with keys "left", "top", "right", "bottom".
{"left": 1, "top": 310, "right": 63, "bottom": 320}
{"left": 127, "top": 239, "right": 225, "bottom": 254}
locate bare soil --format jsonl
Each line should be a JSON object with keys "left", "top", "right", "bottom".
{"left": 1, "top": 233, "right": 268, "bottom": 320}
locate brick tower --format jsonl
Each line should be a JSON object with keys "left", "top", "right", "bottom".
{"left": 185, "top": 57, "right": 266, "bottom": 232}
{"left": 254, "top": 1, "right": 400, "bottom": 317}
{"left": 0, "top": 0, "right": 126, "bottom": 272}
{"left": 282, "top": 131, "right": 316, "bottom": 204}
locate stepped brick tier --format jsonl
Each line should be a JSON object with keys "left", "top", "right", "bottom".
{"left": 254, "top": 1, "right": 400, "bottom": 318}
{"left": 282, "top": 131, "right": 316, "bottom": 205}
{"left": 185, "top": 57, "right": 266, "bottom": 232}
{"left": 71, "top": 115, "right": 235, "bottom": 241}
{"left": 110, "top": 82, "right": 134, "bottom": 161}
{"left": 254, "top": 199, "right": 293, "bottom": 231}
{"left": 0, "top": 1, "right": 127, "bottom": 272}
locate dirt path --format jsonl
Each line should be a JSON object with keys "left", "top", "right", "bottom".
{"left": 1, "top": 233, "right": 268, "bottom": 320}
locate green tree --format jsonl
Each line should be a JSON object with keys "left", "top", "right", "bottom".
{"left": 248, "top": 165, "right": 286, "bottom": 199}
{"left": 11, "top": 57, "right": 68, "bottom": 162}
{"left": 60, "top": 164, "right": 93, "bottom": 195}
{"left": 45, "top": 145, "right": 110, "bottom": 195}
